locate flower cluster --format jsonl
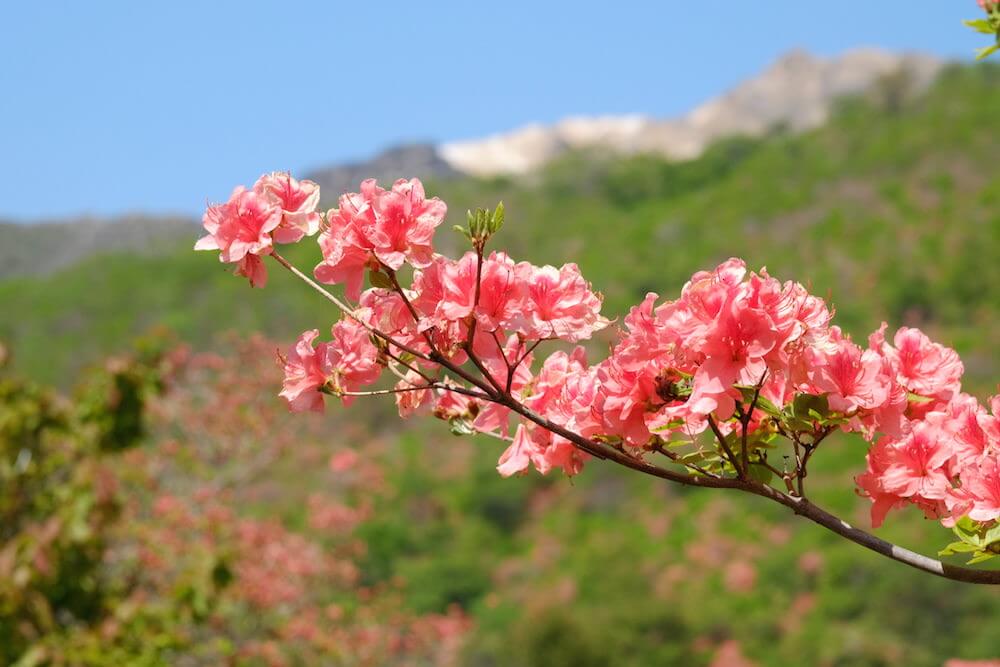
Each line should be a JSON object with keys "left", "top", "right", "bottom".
{"left": 314, "top": 178, "right": 447, "bottom": 299}
{"left": 195, "top": 172, "right": 321, "bottom": 287}
{"left": 279, "top": 319, "right": 382, "bottom": 412}
{"left": 200, "top": 172, "right": 1000, "bottom": 562}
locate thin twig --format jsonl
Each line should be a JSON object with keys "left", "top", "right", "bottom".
{"left": 270, "top": 252, "right": 432, "bottom": 363}
{"left": 706, "top": 415, "right": 742, "bottom": 477}
{"left": 651, "top": 441, "right": 719, "bottom": 478}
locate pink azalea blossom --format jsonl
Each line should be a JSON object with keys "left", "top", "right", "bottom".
{"left": 473, "top": 335, "right": 533, "bottom": 435}
{"left": 496, "top": 424, "right": 544, "bottom": 477}
{"left": 433, "top": 382, "right": 478, "bottom": 421}
{"left": 253, "top": 172, "right": 321, "bottom": 244}
{"left": 806, "top": 338, "right": 891, "bottom": 414}
{"left": 234, "top": 253, "right": 269, "bottom": 288}
{"left": 437, "top": 251, "right": 520, "bottom": 331}
{"left": 962, "top": 456, "right": 1000, "bottom": 522}
{"left": 594, "top": 358, "right": 661, "bottom": 446}
{"left": 395, "top": 370, "right": 433, "bottom": 419}
{"left": 525, "top": 347, "right": 589, "bottom": 415}
{"left": 314, "top": 184, "right": 380, "bottom": 300}
{"left": 497, "top": 423, "right": 587, "bottom": 477}
{"left": 359, "top": 287, "right": 422, "bottom": 353}
{"left": 367, "top": 178, "right": 446, "bottom": 270}
{"left": 856, "top": 437, "right": 907, "bottom": 528}
{"left": 687, "top": 297, "right": 777, "bottom": 420}
{"left": 279, "top": 329, "right": 329, "bottom": 413}
{"left": 511, "top": 262, "right": 609, "bottom": 342}
{"left": 313, "top": 178, "right": 445, "bottom": 299}
{"left": 323, "top": 316, "right": 383, "bottom": 404}
{"left": 878, "top": 326, "right": 964, "bottom": 403}
{"left": 878, "top": 422, "right": 954, "bottom": 502}
{"left": 196, "top": 186, "right": 282, "bottom": 286}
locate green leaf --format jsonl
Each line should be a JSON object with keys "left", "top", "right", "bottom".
{"left": 984, "top": 522, "right": 1000, "bottom": 545}
{"left": 651, "top": 419, "right": 685, "bottom": 433}
{"left": 490, "top": 201, "right": 505, "bottom": 233}
{"left": 783, "top": 393, "right": 829, "bottom": 429}
{"left": 952, "top": 515, "right": 984, "bottom": 545}
{"left": 906, "top": 392, "right": 934, "bottom": 404}
{"left": 939, "top": 540, "right": 979, "bottom": 556}
{"left": 368, "top": 269, "right": 394, "bottom": 290}
{"left": 748, "top": 462, "right": 773, "bottom": 485}
{"left": 449, "top": 417, "right": 475, "bottom": 436}
{"left": 963, "top": 18, "right": 995, "bottom": 34}
{"left": 794, "top": 394, "right": 829, "bottom": 418}
{"left": 976, "top": 42, "right": 1000, "bottom": 60}
{"left": 967, "top": 550, "right": 998, "bottom": 564}
{"left": 736, "top": 385, "right": 781, "bottom": 417}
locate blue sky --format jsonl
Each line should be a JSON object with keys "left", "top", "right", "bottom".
{"left": 0, "top": 1, "right": 982, "bottom": 220}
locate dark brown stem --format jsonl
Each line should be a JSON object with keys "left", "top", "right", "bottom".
{"left": 707, "top": 415, "right": 743, "bottom": 477}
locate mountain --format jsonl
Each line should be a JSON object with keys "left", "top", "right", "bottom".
{"left": 305, "top": 143, "right": 461, "bottom": 200}
{"left": 0, "top": 215, "right": 196, "bottom": 280}
{"left": 300, "top": 48, "right": 944, "bottom": 184}
{"left": 438, "top": 48, "right": 944, "bottom": 175}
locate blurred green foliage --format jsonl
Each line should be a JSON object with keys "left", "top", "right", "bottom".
{"left": 0, "top": 341, "right": 223, "bottom": 665}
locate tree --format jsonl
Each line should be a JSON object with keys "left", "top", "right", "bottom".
{"left": 193, "top": 172, "right": 1000, "bottom": 585}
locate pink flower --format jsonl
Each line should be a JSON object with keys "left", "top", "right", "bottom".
{"left": 359, "top": 287, "right": 421, "bottom": 352}
{"left": 313, "top": 178, "right": 445, "bottom": 298}
{"left": 687, "top": 297, "right": 777, "bottom": 419}
{"left": 367, "top": 178, "right": 446, "bottom": 270}
{"left": 433, "top": 384, "right": 478, "bottom": 421}
{"left": 279, "top": 329, "right": 329, "bottom": 413}
{"left": 855, "top": 437, "right": 907, "bottom": 528}
{"left": 328, "top": 449, "right": 359, "bottom": 473}
{"left": 234, "top": 253, "right": 269, "bottom": 288}
{"left": 496, "top": 423, "right": 587, "bottom": 477}
{"left": 928, "top": 393, "right": 991, "bottom": 469}
{"left": 395, "top": 369, "right": 433, "bottom": 418}
{"left": 806, "top": 338, "right": 891, "bottom": 414}
{"left": 323, "top": 316, "right": 383, "bottom": 404}
{"left": 437, "top": 251, "right": 520, "bottom": 332}
{"left": 314, "top": 184, "right": 379, "bottom": 300}
{"left": 594, "top": 357, "right": 660, "bottom": 446}
{"left": 496, "top": 424, "right": 543, "bottom": 477}
{"left": 960, "top": 456, "right": 1000, "bottom": 523}
{"left": 511, "top": 262, "right": 609, "bottom": 342}
{"left": 196, "top": 186, "right": 281, "bottom": 286}
{"left": 611, "top": 292, "right": 675, "bottom": 372}
{"left": 525, "top": 347, "right": 589, "bottom": 415}
{"left": 253, "top": 172, "right": 321, "bottom": 244}
{"left": 879, "top": 326, "right": 963, "bottom": 403}
{"left": 557, "top": 365, "right": 604, "bottom": 439}
{"left": 878, "top": 422, "right": 954, "bottom": 501}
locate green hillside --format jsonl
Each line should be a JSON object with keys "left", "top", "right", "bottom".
{"left": 3, "top": 63, "right": 999, "bottom": 390}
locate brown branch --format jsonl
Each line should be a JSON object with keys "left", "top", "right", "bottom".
{"left": 706, "top": 415, "right": 742, "bottom": 477}
{"left": 276, "top": 250, "right": 1000, "bottom": 585}
{"left": 270, "top": 252, "right": 431, "bottom": 364}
